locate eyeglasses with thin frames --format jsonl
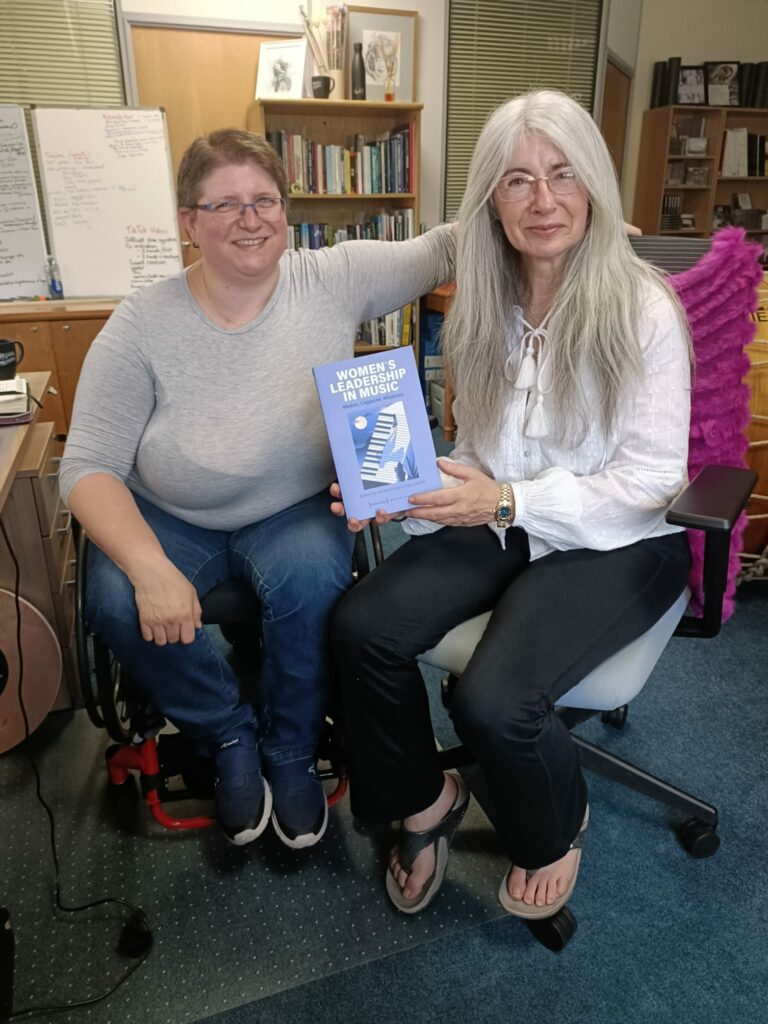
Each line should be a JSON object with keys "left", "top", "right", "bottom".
{"left": 495, "top": 168, "right": 582, "bottom": 203}
{"left": 193, "top": 197, "right": 286, "bottom": 221}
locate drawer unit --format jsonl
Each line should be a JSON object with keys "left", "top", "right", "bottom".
{"left": 1, "top": 421, "right": 76, "bottom": 709}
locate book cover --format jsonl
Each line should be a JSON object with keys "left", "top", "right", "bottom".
{"left": 313, "top": 347, "right": 440, "bottom": 519}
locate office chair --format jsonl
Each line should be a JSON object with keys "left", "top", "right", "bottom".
{"left": 401, "top": 230, "right": 761, "bottom": 951}
{"left": 74, "top": 526, "right": 364, "bottom": 833}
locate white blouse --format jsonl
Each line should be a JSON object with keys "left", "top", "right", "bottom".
{"left": 407, "top": 282, "right": 691, "bottom": 560}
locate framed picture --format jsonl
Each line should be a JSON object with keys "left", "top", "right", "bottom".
{"left": 255, "top": 38, "right": 310, "bottom": 99}
{"left": 712, "top": 204, "right": 732, "bottom": 230}
{"left": 704, "top": 62, "right": 740, "bottom": 106}
{"left": 676, "top": 66, "right": 706, "bottom": 105}
{"left": 346, "top": 6, "right": 418, "bottom": 102}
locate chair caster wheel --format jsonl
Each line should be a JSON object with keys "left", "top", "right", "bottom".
{"left": 679, "top": 817, "right": 720, "bottom": 858}
{"left": 526, "top": 906, "right": 577, "bottom": 951}
{"left": 601, "top": 705, "right": 628, "bottom": 730}
{"left": 108, "top": 775, "right": 139, "bottom": 832}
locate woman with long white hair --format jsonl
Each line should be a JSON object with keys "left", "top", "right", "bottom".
{"left": 332, "top": 90, "right": 692, "bottom": 917}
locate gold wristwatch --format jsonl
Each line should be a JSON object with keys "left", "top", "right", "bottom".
{"left": 494, "top": 483, "right": 513, "bottom": 528}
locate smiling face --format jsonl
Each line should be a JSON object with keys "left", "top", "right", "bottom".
{"left": 179, "top": 161, "right": 287, "bottom": 286}
{"left": 493, "top": 133, "right": 589, "bottom": 280}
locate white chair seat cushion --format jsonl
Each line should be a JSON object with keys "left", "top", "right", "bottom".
{"left": 418, "top": 588, "right": 690, "bottom": 713}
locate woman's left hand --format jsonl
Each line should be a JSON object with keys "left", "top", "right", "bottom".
{"left": 405, "top": 458, "right": 511, "bottom": 527}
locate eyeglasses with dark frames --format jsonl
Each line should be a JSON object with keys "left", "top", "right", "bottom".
{"left": 495, "top": 168, "right": 582, "bottom": 202}
{"left": 193, "top": 196, "right": 286, "bottom": 220}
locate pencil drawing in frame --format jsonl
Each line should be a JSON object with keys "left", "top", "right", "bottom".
{"left": 346, "top": 7, "right": 417, "bottom": 102}
{"left": 255, "top": 38, "right": 310, "bottom": 99}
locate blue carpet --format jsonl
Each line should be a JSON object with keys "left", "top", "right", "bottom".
{"left": 195, "top": 578, "right": 768, "bottom": 1024}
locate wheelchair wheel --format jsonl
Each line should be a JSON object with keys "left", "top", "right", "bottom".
{"left": 75, "top": 527, "right": 137, "bottom": 743}
{"left": 92, "top": 637, "right": 137, "bottom": 744}
{"left": 74, "top": 524, "right": 105, "bottom": 731}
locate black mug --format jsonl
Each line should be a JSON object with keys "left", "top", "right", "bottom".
{"left": 311, "top": 75, "right": 335, "bottom": 99}
{"left": 0, "top": 340, "right": 24, "bottom": 381}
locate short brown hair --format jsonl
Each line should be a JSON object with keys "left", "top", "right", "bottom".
{"left": 176, "top": 128, "right": 288, "bottom": 208}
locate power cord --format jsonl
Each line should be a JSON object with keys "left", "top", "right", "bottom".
{"left": 0, "top": 517, "right": 152, "bottom": 1021}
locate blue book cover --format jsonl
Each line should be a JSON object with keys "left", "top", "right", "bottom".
{"left": 313, "top": 347, "right": 441, "bottom": 520}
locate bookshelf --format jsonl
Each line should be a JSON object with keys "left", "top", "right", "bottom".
{"left": 247, "top": 99, "right": 423, "bottom": 355}
{"left": 633, "top": 106, "right": 768, "bottom": 243}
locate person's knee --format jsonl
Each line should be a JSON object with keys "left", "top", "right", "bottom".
{"left": 86, "top": 555, "right": 139, "bottom": 638}
{"left": 450, "top": 672, "right": 546, "bottom": 749}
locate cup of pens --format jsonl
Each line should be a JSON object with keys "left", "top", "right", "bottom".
{"left": 300, "top": 3, "right": 346, "bottom": 99}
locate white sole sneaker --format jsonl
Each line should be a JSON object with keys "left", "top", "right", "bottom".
{"left": 271, "top": 794, "right": 329, "bottom": 850}
{"left": 224, "top": 780, "right": 273, "bottom": 847}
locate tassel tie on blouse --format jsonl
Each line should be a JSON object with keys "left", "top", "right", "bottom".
{"left": 505, "top": 311, "right": 553, "bottom": 439}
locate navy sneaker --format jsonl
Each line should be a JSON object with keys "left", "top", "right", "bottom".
{"left": 266, "top": 757, "right": 328, "bottom": 850}
{"left": 214, "top": 729, "right": 272, "bottom": 846}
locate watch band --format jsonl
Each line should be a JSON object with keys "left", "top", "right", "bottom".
{"left": 494, "top": 482, "right": 513, "bottom": 528}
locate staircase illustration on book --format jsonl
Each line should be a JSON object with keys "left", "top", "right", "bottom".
{"left": 359, "top": 402, "right": 417, "bottom": 488}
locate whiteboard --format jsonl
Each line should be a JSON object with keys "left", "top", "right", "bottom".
{"left": 0, "top": 105, "right": 48, "bottom": 301}
{"left": 32, "top": 107, "right": 183, "bottom": 298}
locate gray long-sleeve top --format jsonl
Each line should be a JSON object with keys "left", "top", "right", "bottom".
{"left": 60, "top": 227, "right": 455, "bottom": 531}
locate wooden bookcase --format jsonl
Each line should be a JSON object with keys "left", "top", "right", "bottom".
{"left": 633, "top": 105, "right": 768, "bottom": 243}
{"left": 247, "top": 98, "right": 422, "bottom": 355}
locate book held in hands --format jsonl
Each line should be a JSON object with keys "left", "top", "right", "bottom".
{"left": 313, "top": 347, "right": 441, "bottom": 520}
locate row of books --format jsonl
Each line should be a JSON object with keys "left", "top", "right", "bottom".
{"left": 660, "top": 194, "right": 684, "bottom": 231}
{"left": 286, "top": 209, "right": 416, "bottom": 250}
{"left": 721, "top": 129, "right": 768, "bottom": 178}
{"left": 266, "top": 124, "right": 414, "bottom": 196}
{"left": 357, "top": 302, "right": 416, "bottom": 348}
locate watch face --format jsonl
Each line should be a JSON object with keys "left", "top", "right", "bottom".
{"left": 497, "top": 506, "right": 512, "bottom": 520}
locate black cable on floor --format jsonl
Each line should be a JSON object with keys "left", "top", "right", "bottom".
{"left": 0, "top": 516, "right": 152, "bottom": 1021}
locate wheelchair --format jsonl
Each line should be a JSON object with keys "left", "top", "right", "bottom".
{"left": 74, "top": 523, "right": 363, "bottom": 834}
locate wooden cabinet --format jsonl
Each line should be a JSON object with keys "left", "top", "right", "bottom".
{"left": 247, "top": 98, "right": 422, "bottom": 355}
{"left": 0, "top": 419, "right": 76, "bottom": 710}
{"left": 633, "top": 105, "right": 768, "bottom": 245}
{"left": 0, "top": 302, "right": 116, "bottom": 434}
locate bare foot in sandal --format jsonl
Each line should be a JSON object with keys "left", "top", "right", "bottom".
{"left": 389, "top": 773, "right": 458, "bottom": 900}
{"left": 386, "top": 772, "right": 469, "bottom": 913}
{"left": 506, "top": 849, "right": 580, "bottom": 907}
{"left": 499, "top": 806, "right": 589, "bottom": 919}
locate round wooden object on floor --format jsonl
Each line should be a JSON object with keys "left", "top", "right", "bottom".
{"left": 0, "top": 589, "right": 62, "bottom": 753}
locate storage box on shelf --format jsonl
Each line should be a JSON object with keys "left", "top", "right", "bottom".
{"left": 247, "top": 98, "right": 423, "bottom": 355}
{"left": 634, "top": 106, "right": 768, "bottom": 243}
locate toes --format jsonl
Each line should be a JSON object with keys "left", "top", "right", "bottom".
{"left": 507, "top": 865, "right": 526, "bottom": 900}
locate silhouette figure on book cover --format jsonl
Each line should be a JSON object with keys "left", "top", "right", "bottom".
{"left": 350, "top": 402, "right": 418, "bottom": 488}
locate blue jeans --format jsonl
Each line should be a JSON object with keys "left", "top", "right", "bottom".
{"left": 86, "top": 491, "right": 355, "bottom": 762}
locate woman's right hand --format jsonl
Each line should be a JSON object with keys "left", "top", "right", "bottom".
{"left": 329, "top": 482, "right": 395, "bottom": 532}
{"left": 130, "top": 559, "right": 202, "bottom": 646}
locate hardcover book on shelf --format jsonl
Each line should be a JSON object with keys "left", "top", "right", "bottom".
{"left": 313, "top": 347, "right": 440, "bottom": 520}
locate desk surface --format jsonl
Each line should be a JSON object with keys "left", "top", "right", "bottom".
{"left": 0, "top": 371, "right": 48, "bottom": 513}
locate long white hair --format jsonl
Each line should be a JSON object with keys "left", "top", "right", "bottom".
{"left": 441, "top": 90, "right": 687, "bottom": 450}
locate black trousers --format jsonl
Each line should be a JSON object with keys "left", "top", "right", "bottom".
{"left": 332, "top": 526, "right": 691, "bottom": 869}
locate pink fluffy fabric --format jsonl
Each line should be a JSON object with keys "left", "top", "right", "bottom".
{"left": 669, "top": 227, "right": 763, "bottom": 621}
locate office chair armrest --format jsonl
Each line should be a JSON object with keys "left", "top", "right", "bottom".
{"left": 666, "top": 465, "right": 757, "bottom": 638}
{"left": 666, "top": 465, "right": 757, "bottom": 532}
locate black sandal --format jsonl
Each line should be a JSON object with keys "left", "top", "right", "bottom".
{"left": 385, "top": 773, "right": 470, "bottom": 915}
